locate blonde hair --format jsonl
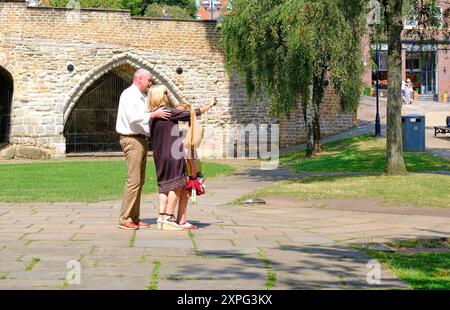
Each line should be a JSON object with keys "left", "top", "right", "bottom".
{"left": 147, "top": 84, "right": 191, "bottom": 111}
{"left": 147, "top": 85, "right": 168, "bottom": 112}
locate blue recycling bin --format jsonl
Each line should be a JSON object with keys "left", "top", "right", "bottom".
{"left": 402, "top": 114, "right": 425, "bottom": 152}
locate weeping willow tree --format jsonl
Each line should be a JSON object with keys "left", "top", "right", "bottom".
{"left": 369, "top": 0, "right": 450, "bottom": 175}
{"left": 220, "top": 0, "right": 366, "bottom": 157}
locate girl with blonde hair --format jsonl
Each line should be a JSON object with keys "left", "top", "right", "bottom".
{"left": 147, "top": 85, "right": 217, "bottom": 230}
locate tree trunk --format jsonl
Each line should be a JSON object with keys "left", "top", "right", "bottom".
{"left": 385, "top": 0, "right": 407, "bottom": 175}
{"left": 304, "top": 85, "right": 314, "bottom": 158}
{"left": 312, "top": 69, "right": 326, "bottom": 154}
{"left": 313, "top": 111, "right": 322, "bottom": 154}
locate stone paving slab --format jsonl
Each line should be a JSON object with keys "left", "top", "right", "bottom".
{"left": 283, "top": 234, "right": 334, "bottom": 245}
{"left": 134, "top": 239, "right": 193, "bottom": 249}
{"left": 199, "top": 248, "right": 260, "bottom": 257}
{"left": 195, "top": 239, "right": 234, "bottom": 250}
{"left": 263, "top": 246, "right": 409, "bottom": 290}
{"left": 21, "top": 233, "right": 74, "bottom": 241}
{"left": 69, "top": 276, "right": 150, "bottom": 290}
{"left": 0, "top": 279, "right": 62, "bottom": 289}
{"left": 18, "top": 254, "right": 79, "bottom": 263}
{"left": 134, "top": 230, "right": 191, "bottom": 240}
{"left": 158, "top": 257, "right": 266, "bottom": 282}
{"left": 141, "top": 248, "right": 197, "bottom": 257}
{"left": 0, "top": 262, "right": 26, "bottom": 273}
{"left": 78, "top": 264, "right": 153, "bottom": 278}
{"left": 7, "top": 270, "right": 67, "bottom": 281}
{"left": 232, "top": 239, "right": 286, "bottom": 248}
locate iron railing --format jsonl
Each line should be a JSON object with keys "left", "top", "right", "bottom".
{"left": 0, "top": 86, "right": 12, "bottom": 144}
{"left": 64, "top": 72, "right": 129, "bottom": 153}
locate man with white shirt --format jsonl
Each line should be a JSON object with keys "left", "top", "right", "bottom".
{"left": 116, "top": 69, "right": 170, "bottom": 230}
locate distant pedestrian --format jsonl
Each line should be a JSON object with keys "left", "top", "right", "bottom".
{"left": 401, "top": 80, "right": 407, "bottom": 104}
{"left": 405, "top": 78, "right": 414, "bottom": 105}
{"left": 26, "top": 0, "right": 38, "bottom": 6}
{"left": 162, "top": 9, "right": 170, "bottom": 19}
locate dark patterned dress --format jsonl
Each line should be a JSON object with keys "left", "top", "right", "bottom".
{"left": 149, "top": 107, "right": 201, "bottom": 194}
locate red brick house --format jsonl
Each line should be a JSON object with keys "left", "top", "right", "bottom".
{"left": 362, "top": 0, "right": 450, "bottom": 102}
{"left": 195, "top": 0, "right": 230, "bottom": 20}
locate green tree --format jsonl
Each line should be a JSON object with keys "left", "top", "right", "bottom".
{"left": 122, "top": 0, "right": 144, "bottom": 15}
{"left": 47, "top": 0, "right": 123, "bottom": 10}
{"left": 46, "top": 0, "right": 197, "bottom": 17}
{"left": 220, "top": 0, "right": 366, "bottom": 157}
{"left": 369, "top": 0, "right": 450, "bottom": 175}
{"left": 144, "top": 3, "right": 194, "bottom": 18}
{"left": 142, "top": 0, "right": 197, "bottom": 17}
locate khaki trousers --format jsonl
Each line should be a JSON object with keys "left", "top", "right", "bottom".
{"left": 119, "top": 136, "right": 149, "bottom": 224}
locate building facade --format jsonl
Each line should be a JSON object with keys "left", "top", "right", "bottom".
{"left": 362, "top": 0, "right": 450, "bottom": 102}
{"left": 195, "top": 0, "right": 230, "bottom": 20}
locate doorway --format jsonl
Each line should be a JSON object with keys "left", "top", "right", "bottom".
{"left": 0, "top": 67, "right": 13, "bottom": 145}
{"left": 406, "top": 52, "right": 437, "bottom": 95}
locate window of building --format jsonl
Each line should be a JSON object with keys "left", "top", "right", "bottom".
{"left": 372, "top": 50, "right": 388, "bottom": 89}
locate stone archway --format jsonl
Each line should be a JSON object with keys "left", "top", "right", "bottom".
{"left": 62, "top": 52, "right": 189, "bottom": 154}
{"left": 63, "top": 66, "right": 131, "bottom": 153}
{"left": 62, "top": 52, "right": 189, "bottom": 124}
{"left": 0, "top": 66, "right": 13, "bottom": 146}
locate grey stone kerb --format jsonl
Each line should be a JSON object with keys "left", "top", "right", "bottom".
{"left": 62, "top": 51, "right": 189, "bottom": 124}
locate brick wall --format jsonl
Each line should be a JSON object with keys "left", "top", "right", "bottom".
{"left": 438, "top": 47, "right": 450, "bottom": 100}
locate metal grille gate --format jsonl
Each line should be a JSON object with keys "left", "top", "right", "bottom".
{"left": 0, "top": 69, "right": 13, "bottom": 145}
{"left": 64, "top": 72, "right": 129, "bottom": 153}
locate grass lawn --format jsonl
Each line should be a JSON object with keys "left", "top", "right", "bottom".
{"left": 281, "top": 134, "right": 450, "bottom": 173}
{"left": 364, "top": 250, "right": 450, "bottom": 289}
{"left": 238, "top": 133, "right": 450, "bottom": 208}
{"left": 239, "top": 174, "right": 450, "bottom": 208}
{"left": 0, "top": 160, "right": 234, "bottom": 203}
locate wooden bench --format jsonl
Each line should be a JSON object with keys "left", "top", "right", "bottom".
{"left": 434, "top": 126, "right": 450, "bottom": 136}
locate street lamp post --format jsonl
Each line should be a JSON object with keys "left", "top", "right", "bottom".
{"left": 375, "top": 44, "right": 381, "bottom": 137}
{"left": 201, "top": 0, "right": 222, "bottom": 20}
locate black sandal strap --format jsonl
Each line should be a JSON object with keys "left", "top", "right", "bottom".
{"left": 166, "top": 215, "right": 177, "bottom": 222}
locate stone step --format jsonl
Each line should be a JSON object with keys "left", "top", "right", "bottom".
{"left": 417, "top": 95, "right": 434, "bottom": 101}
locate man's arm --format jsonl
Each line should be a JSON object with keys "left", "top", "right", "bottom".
{"left": 124, "top": 98, "right": 170, "bottom": 124}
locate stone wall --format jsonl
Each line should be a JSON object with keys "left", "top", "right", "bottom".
{"left": 0, "top": 1, "right": 356, "bottom": 159}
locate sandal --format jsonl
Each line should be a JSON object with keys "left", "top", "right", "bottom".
{"left": 178, "top": 221, "right": 198, "bottom": 230}
{"left": 156, "top": 212, "right": 168, "bottom": 230}
{"left": 161, "top": 214, "right": 184, "bottom": 231}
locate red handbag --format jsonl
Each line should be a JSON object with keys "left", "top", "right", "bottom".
{"left": 186, "top": 177, "right": 205, "bottom": 204}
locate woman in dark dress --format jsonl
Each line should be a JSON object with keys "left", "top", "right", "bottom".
{"left": 147, "top": 85, "right": 216, "bottom": 230}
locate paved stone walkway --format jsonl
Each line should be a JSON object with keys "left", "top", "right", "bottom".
{"left": 2, "top": 161, "right": 449, "bottom": 290}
